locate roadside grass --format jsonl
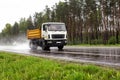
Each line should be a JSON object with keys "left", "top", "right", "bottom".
{"left": 0, "top": 51, "right": 120, "bottom": 80}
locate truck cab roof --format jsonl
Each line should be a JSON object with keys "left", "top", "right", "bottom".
{"left": 42, "top": 22, "right": 65, "bottom": 25}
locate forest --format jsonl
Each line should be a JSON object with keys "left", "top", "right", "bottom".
{"left": 0, "top": 0, "right": 120, "bottom": 45}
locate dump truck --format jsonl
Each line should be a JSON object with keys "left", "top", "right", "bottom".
{"left": 27, "top": 22, "right": 67, "bottom": 50}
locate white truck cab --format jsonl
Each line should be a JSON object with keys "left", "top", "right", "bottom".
{"left": 41, "top": 22, "right": 67, "bottom": 50}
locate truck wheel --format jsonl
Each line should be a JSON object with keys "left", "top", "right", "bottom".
{"left": 41, "top": 40, "right": 46, "bottom": 50}
{"left": 58, "top": 46, "right": 64, "bottom": 50}
{"left": 41, "top": 41, "right": 50, "bottom": 50}
{"left": 29, "top": 41, "right": 37, "bottom": 50}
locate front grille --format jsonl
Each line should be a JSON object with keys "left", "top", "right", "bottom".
{"left": 52, "top": 34, "right": 65, "bottom": 39}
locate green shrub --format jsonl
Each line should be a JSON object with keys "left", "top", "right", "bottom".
{"left": 91, "top": 39, "right": 102, "bottom": 45}
{"left": 108, "top": 36, "right": 116, "bottom": 44}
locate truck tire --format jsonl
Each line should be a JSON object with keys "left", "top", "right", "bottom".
{"left": 58, "top": 45, "right": 64, "bottom": 50}
{"left": 42, "top": 40, "right": 50, "bottom": 50}
{"left": 29, "top": 41, "right": 37, "bottom": 50}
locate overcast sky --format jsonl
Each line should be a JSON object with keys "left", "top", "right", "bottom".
{"left": 0, "top": 0, "right": 64, "bottom": 32}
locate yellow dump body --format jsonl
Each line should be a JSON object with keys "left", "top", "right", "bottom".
{"left": 27, "top": 29, "right": 41, "bottom": 39}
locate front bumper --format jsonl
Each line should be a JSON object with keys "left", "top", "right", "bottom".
{"left": 45, "top": 39, "right": 67, "bottom": 47}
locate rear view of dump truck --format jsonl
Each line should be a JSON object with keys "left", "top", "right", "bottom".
{"left": 27, "top": 22, "right": 67, "bottom": 50}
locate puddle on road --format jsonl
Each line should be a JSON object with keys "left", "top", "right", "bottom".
{"left": 29, "top": 47, "right": 120, "bottom": 64}
{"left": 65, "top": 48, "right": 120, "bottom": 63}
{"left": 30, "top": 47, "right": 120, "bottom": 67}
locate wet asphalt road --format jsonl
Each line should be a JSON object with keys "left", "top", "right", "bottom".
{"left": 0, "top": 45, "right": 120, "bottom": 68}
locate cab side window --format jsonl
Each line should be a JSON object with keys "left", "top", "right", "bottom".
{"left": 43, "top": 25, "right": 47, "bottom": 31}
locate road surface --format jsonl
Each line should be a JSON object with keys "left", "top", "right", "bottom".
{"left": 0, "top": 44, "right": 120, "bottom": 68}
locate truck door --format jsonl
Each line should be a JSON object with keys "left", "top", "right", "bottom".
{"left": 42, "top": 24, "right": 48, "bottom": 39}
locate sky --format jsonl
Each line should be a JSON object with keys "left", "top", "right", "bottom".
{"left": 0, "top": 0, "right": 64, "bottom": 32}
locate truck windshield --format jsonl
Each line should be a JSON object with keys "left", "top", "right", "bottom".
{"left": 48, "top": 24, "right": 66, "bottom": 31}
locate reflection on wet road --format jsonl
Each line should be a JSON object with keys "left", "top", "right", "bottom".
{"left": 65, "top": 48, "right": 120, "bottom": 63}
{"left": 0, "top": 45, "right": 120, "bottom": 67}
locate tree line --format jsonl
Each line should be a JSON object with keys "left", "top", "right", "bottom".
{"left": 0, "top": 0, "right": 120, "bottom": 45}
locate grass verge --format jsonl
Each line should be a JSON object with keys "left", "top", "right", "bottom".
{"left": 0, "top": 51, "right": 120, "bottom": 80}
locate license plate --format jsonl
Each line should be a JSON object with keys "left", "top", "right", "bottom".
{"left": 56, "top": 42, "right": 61, "bottom": 43}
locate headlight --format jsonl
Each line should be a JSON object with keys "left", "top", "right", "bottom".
{"left": 65, "top": 40, "right": 67, "bottom": 43}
